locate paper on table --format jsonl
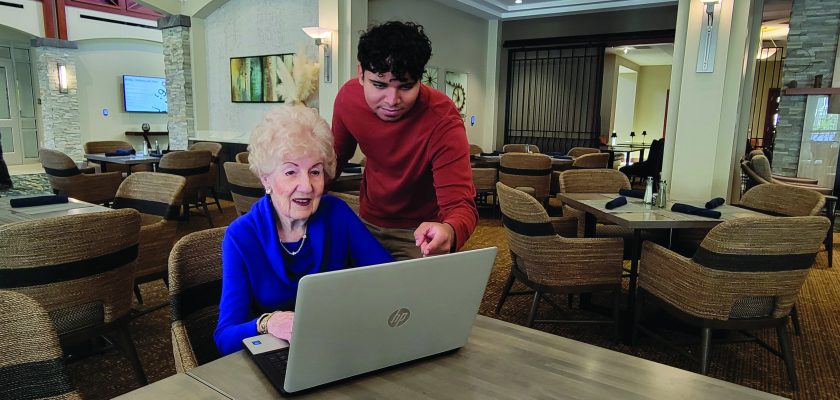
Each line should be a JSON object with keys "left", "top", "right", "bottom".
{"left": 12, "top": 202, "right": 94, "bottom": 215}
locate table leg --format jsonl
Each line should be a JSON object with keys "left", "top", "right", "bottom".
{"left": 627, "top": 229, "right": 643, "bottom": 337}
{"left": 826, "top": 197, "right": 836, "bottom": 268}
{"left": 101, "top": 162, "right": 108, "bottom": 173}
{"left": 638, "top": 149, "right": 646, "bottom": 163}
{"left": 584, "top": 212, "right": 596, "bottom": 238}
{"left": 606, "top": 150, "right": 615, "bottom": 169}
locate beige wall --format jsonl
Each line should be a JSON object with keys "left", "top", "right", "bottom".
{"left": 633, "top": 65, "right": 671, "bottom": 139}
{"left": 75, "top": 39, "right": 169, "bottom": 150}
{"left": 747, "top": 60, "right": 782, "bottom": 143}
{"left": 368, "top": 0, "right": 490, "bottom": 147}
{"left": 0, "top": 0, "right": 45, "bottom": 38}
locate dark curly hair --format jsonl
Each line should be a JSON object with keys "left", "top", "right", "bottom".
{"left": 357, "top": 21, "right": 432, "bottom": 82}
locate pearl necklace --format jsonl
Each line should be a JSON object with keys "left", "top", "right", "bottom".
{"left": 279, "top": 225, "right": 308, "bottom": 256}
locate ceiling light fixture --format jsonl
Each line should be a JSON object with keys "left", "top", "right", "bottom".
{"left": 515, "top": 0, "right": 522, "bottom": 4}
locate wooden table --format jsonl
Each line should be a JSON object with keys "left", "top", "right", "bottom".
{"left": 85, "top": 153, "right": 161, "bottom": 174}
{"left": 0, "top": 196, "right": 112, "bottom": 225}
{"left": 601, "top": 143, "right": 651, "bottom": 167}
{"left": 117, "top": 316, "right": 785, "bottom": 399}
{"left": 557, "top": 193, "right": 769, "bottom": 315}
{"left": 472, "top": 155, "right": 574, "bottom": 171}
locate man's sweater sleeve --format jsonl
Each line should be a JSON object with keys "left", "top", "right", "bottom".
{"left": 429, "top": 118, "right": 478, "bottom": 250}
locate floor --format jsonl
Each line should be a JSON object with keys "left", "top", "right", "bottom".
{"left": 8, "top": 162, "right": 44, "bottom": 176}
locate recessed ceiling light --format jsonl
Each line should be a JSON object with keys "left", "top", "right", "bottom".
{"left": 515, "top": 0, "right": 522, "bottom": 3}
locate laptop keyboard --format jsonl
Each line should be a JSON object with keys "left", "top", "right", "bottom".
{"left": 252, "top": 347, "right": 290, "bottom": 393}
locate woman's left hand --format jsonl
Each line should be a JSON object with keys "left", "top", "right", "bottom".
{"left": 266, "top": 311, "right": 295, "bottom": 343}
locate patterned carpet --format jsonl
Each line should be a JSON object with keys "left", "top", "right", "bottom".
{"left": 10, "top": 184, "right": 839, "bottom": 399}
{"left": 1, "top": 173, "right": 53, "bottom": 197}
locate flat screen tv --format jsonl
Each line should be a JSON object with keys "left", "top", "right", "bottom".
{"left": 123, "top": 75, "right": 167, "bottom": 113}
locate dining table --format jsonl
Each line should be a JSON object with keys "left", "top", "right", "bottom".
{"left": 556, "top": 193, "right": 770, "bottom": 323}
{"left": 0, "top": 195, "right": 113, "bottom": 225}
{"left": 85, "top": 153, "right": 161, "bottom": 174}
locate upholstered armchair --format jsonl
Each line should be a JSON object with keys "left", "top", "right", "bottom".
{"left": 635, "top": 216, "right": 829, "bottom": 390}
{"left": 496, "top": 182, "right": 623, "bottom": 339}
{"left": 169, "top": 227, "right": 226, "bottom": 373}
{"left": 40, "top": 148, "right": 123, "bottom": 205}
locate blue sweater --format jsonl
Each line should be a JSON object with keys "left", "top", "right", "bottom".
{"left": 214, "top": 195, "right": 394, "bottom": 355}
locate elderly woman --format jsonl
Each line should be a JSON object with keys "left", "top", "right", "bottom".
{"left": 214, "top": 105, "right": 394, "bottom": 356}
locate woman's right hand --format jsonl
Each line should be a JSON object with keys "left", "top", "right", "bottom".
{"left": 266, "top": 311, "right": 295, "bottom": 343}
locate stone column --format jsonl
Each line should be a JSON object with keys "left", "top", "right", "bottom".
{"left": 159, "top": 15, "right": 195, "bottom": 150}
{"left": 30, "top": 38, "right": 82, "bottom": 160}
{"left": 773, "top": 0, "right": 840, "bottom": 176}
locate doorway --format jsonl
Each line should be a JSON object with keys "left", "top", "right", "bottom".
{"left": 0, "top": 59, "right": 21, "bottom": 165}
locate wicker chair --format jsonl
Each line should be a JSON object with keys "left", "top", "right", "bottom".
{"left": 747, "top": 150, "right": 819, "bottom": 185}
{"left": 472, "top": 167, "right": 498, "bottom": 213}
{"left": 40, "top": 148, "right": 123, "bottom": 205}
{"left": 169, "top": 227, "right": 226, "bottom": 373}
{"left": 742, "top": 155, "right": 832, "bottom": 195}
{"left": 567, "top": 147, "right": 600, "bottom": 158}
{"left": 235, "top": 151, "right": 250, "bottom": 164}
{"left": 469, "top": 144, "right": 483, "bottom": 156}
{"left": 572, "top": 153, "right": 609, "bottom": 169}
{"left": 503, "top": 143, "right": 540, "bottom": 153}
{"left": 188, "top": 142, "right": 224, "bottom": 215}
{"left": 158, "top": 150, "right": 215, "bottom": 227}
{"left": 499, "top": 153, "right": 552, "bottom": 205}
{"left": 558, "top": 169, "right": 631, "bottom": 238}
{"left": 0, "top": 290, "right": 82, "bottom": 400}
{"left": 113, "top": 172, "right": 186, "bottom": 305}
{"left": 223, "top": 162, "right": 263, "bottom": 215}
{"left": 0, "top": 209, "right": 147, "bottom": 385}
{"left": 496, "top": 182, "right": 623, "bottom": 338}
{"left": 84, "top": 140, "right": 147, "bottom": 174}
{"left": 634, "top": 216, "right": 829, "bottom": 390}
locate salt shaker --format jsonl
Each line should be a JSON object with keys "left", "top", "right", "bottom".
{"left": 643, "top": 177, "right": 654, "bottom": 205}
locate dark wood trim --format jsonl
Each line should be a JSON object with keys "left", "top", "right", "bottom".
{"left": 782, "top": 87, "right": 840, "bottom": 96}
{"left": 55, "top": 0, "right": 68, "bottom": 40}
{"left": 41, "top": 0, "right": 57, "bottom": 39}
{"left": 503, "top": 29, "right": 676, "bottom": 49}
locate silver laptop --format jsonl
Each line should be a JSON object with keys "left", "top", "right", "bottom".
{"left": 242, "top": 247, "right": 498, "bottom": 394}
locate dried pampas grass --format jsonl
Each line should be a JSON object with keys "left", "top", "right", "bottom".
{"left": 275, "top": 50, "right": 320, "bottom": 106}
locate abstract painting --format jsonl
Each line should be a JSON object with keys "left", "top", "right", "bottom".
{"left": 445, "top": 71, "right": 467, "bottom": 119}
{"left": 230, "top": 53, "right": 294, "bottom": 103}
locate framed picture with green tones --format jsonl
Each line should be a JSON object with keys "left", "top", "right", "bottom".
{"left": 230, "top": 53, "right": 294, "bottom": 103}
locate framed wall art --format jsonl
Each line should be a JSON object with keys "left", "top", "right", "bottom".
{"left": 445, "top": 71, "right": 467, "bottom": 119}
{"left": 421, "top": 66, "right": 439, "bottom": 89}
{"left": 230, "top": 53, "right": 294, "bottom": 103}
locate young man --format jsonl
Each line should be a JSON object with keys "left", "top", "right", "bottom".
{"left": 332, "top": 21, "right": 477, "bottom": 260}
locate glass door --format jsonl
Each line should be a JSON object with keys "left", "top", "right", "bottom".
{"left": 0, "top": 59, "right": 22, "bottom": 165}
{"left": 798, "top": 95, "right": 840, "bottom": 189}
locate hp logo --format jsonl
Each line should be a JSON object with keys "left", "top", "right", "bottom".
{"left": 388, "top": 308, "right": 410, "bottom": 327}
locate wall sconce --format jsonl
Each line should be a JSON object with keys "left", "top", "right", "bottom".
{"left": 302, "top": 27, "right": 332, "bottom": 83}
{"left": 696, "top": 0, "right": 720, "bottom": 73}
{"left": 57, "top": 63, "right": 68, "bottom": 93}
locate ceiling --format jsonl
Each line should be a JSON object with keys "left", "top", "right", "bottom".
{"left": 607, "top": 43, "right": 674, "bottom": 66}
{"left": 432, "top": 0, "right": 677, "bottom": 20}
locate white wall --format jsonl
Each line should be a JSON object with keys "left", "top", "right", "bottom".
{"left": 75, "top": 39, "right": 169, "bottom": 150}
{"left": 368, "top": 0, "right": 490, "bottom": 146}
{"left": 633, "top": 65, "right": 671, "bottom": 138}
{"left": 0, "top": 0, "right": 45, "bottom": 38}
{"left": 614, "top": 72, "right": 637, "bottom": 140}
{"left": 203, "top": 0, "right": 318, "bottom": 135}
{"left": 66, "top": 6, "right": 161, "bottom": 42}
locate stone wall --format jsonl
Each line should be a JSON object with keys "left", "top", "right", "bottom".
{"left": 773, "top": 0, "right": 840, "bottom": 176}
{"left": 31, "top": 39, "right": 82, "bottom": 160}
{"left": 161, "top": 16, "right": 194, "bottom": 150}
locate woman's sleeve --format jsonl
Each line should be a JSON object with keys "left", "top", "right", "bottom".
{"left": 214, "top": 231, "right": 260, "bottom": 356}
{"left": 338, "top": 202, "right": 395, "bottom": 266}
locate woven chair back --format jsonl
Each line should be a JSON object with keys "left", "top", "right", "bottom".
{"left": 224, "top": 162, "right": 263, "bottom": 215}
{"left": 114, "top": 172, "right": 185, "bottom": 219}
{"left": 567, "top": 147, "right": 600, "bottom": 158}
{"left": 159, "top": 150, "right": 213, "bottom": 200}
{"left": 559, "top": 169, "right": 630, "bottom": 193}
{"left": 169, "top": 227, "right": 226, "bottom": 373}
{"left": 691, "top": 216, "right": 828, "bottom": 318}
{"left": 748, "top": 149, "right": 766, "bottom": 160}
{"left": 84, "top": 140, "right": 134, "bottom": 154}
{"left": 40, "top": 148, "right": 81, "bottom": 177}
{"left": 472, "top": 167, "right": 498, "bottom": 192}
{"left": 0, "top": 290, "right": 81, "bottom": 400}
{"left": 749, "top": 155, "right": 773, "bottom": 182}
{"left": 499, "top": 153, "right": 552, "bottom": 202}
{"left": 188, "top": 142, "right": 223, "bottom": 159}
{"left": 496, "top": 182, "right": 621, "bottom": 286}
{"left": 0, "top": 209, "right": 140, "bottom": 335}
{"left": 741, "top": 183, "right": 825, "bottom": 217}
{"left": 572, "top": 153, "right": 609, "bottom": 169}
{"left": 503, "top": 143, "right": 540, "bottom": 153}
{"left": 469, "top": 144, "right": 483, "bottom": 156}
{"left": 235, "top": 151, "right": 250, "bottom": 164}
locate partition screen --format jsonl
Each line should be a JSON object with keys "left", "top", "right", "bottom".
{"left": 504, "top": 45, "right": 604, "bottom": 154}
